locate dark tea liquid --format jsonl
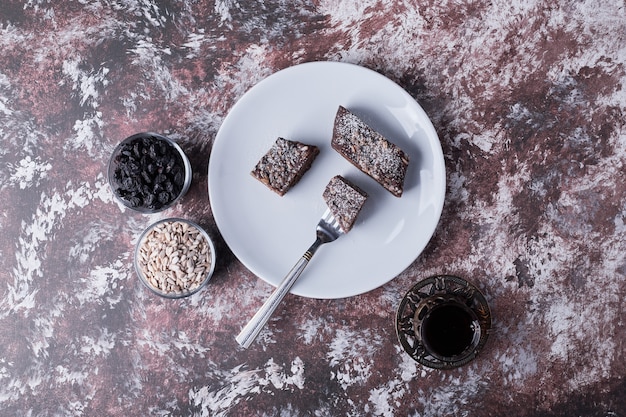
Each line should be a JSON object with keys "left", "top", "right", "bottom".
{"left": 422, "top": 304, "right": 475, "bottom": 358}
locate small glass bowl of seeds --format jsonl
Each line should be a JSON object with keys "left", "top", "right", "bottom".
{"left": 108, "top": 132, "right": 192, "bottom": 213}
{"left": 134, "top": 218, "right": 216, "bottom": 298}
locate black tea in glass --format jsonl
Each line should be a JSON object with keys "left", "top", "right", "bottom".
{"left": 421, "top": 303, "right": 476, "bottom": 358}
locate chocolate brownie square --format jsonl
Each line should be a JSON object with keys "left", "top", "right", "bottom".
{"left": 323, "top": 175, "right": 368, "bottom": 233}
{"left": 331, "top": 106, "right": 409, "bottom": 197}
{"left": 251, "top": 137, "right": 319, "bottom": 196}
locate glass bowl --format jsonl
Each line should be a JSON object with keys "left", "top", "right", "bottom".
{"left": 134, "top": 218, "right": 216, "bottom": 298}
{"left": 108, "top": 132, "right": 192, "bottom": 213}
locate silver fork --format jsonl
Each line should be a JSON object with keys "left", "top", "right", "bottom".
{"left": 236, "top": 208, "right": 344, "bottom": 348}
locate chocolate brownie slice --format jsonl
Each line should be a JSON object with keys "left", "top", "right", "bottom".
{"left": 251, "top": 137, "right": 319, "bottom": 196}
{"left": 331, "top": 106, "right": 409, "bottom": 197}
{"left": 323, "top": 175, "right": 368, "bottom": 233}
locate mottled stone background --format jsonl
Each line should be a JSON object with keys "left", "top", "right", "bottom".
{"left": 1, "top": 0, "right": 625, "bottom": 416}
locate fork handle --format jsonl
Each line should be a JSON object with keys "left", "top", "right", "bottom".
{"left": 236, "top": 239, "right": 322, "bottom": 348}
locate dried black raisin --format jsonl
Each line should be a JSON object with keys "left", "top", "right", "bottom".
{"left": 158, "top": 191, "right": 170, "bottom": 204}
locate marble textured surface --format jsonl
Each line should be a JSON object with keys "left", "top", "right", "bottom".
{"left": 1, "top": 0, "right": 626, "bottom": 416}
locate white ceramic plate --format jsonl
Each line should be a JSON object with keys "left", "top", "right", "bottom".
{"left": 208, "top": 61, "right": 446, "bottom": 299}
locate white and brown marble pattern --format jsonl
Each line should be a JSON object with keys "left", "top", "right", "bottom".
{"left": 1, "top": 0, "right": 625, "bottom": 415}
